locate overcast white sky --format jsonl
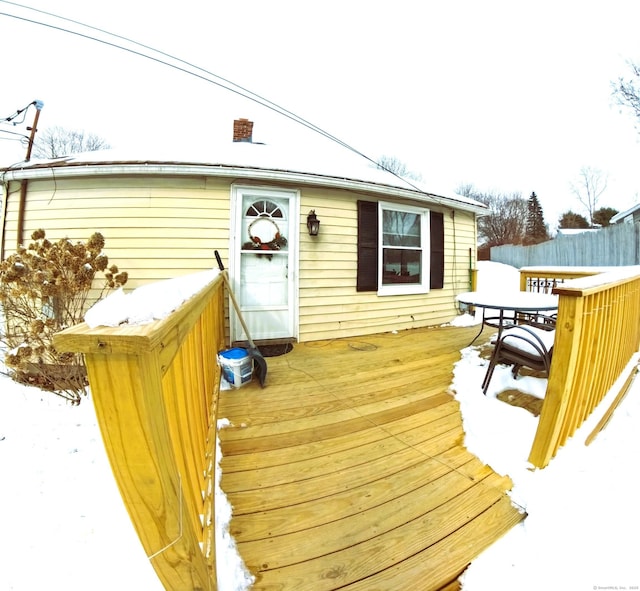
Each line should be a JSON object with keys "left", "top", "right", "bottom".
{"left": 2, "top": 0, "right": 640, "bottom": 229}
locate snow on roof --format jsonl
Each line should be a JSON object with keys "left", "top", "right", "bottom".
{"left": 1, "top": 140, "right": 487, "bottom": 212}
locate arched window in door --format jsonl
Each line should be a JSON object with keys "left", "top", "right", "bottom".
{"left": 245, "top": 200, "right": 284, "bottom": 218}
{"left": 242, "top": 200, "right": 288, "bottom": 253}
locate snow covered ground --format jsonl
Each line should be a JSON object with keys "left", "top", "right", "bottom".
{"left": 456, "top": 262, "right": 640, "bottom": 590}
{"left": 0, "top": 261, "right": 638, "bottom": 590}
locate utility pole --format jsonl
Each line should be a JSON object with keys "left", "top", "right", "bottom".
{"left": 24, "top": 100, "right": 44, "bottom": 161}
{"left": 15, "top": 100, "right": 44, "bottom": 251}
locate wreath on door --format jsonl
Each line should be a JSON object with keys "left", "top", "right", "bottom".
{"left": 242, "top": 217, "right": 287, "bottom": 259}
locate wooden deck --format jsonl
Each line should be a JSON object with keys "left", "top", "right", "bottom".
{"left": 217, "top": 324, "right": 525, "bottom": 591}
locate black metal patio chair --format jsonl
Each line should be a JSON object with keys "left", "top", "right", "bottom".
{"left": 481, "top": 321, "right": 556, "bottom": 395}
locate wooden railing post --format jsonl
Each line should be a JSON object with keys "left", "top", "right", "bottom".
{"left": 83, "top": 349, "right": 213, "bottom": 590}
{"left": 54, "top": 275, "right": 225, "bottom": 590}
{"left": 528, "top": 294, "right": 583, "bottom": 468}
{"left": 528, "top": 269, "right": 640, "bottom": 468}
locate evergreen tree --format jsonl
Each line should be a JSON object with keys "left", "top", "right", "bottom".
{"left": 525, "top": 192, "right": 549, "bottom": 244}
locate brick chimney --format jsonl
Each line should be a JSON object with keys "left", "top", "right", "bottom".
{"left": 233, "top": 118, "right": 253, "bottom": 142}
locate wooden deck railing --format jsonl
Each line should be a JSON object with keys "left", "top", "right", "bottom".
{"left": 524, "top": 267, "right": 640, "bottom": 468}
{"left": 54, "top": 273, "right": 226, "bottom": 591}
{"left": 519, "top": 265, "right": 610, "bottom": 293}
{"left": 46, "top": 263, "right": 640, "bottom": 588}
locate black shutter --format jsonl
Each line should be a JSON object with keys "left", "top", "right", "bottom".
{"left": 357, "top": 200, "right": 378, "bottom": 291}
{"left": 430, "top": 211, "right": 445, "bottom": 289}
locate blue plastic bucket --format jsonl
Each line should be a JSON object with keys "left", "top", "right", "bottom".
{"left": 217, "top": 347, "right": 253, "bottom": 388}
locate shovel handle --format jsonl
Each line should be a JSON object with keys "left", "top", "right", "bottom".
{"left": 214, "top": 250, "right": 258, "bottom": 350}
{"left": 215, "top": 250, "right": 225, "bottom": 271}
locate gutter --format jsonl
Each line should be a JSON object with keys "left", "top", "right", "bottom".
{"left": 1, "top": 161, "right": 489, "bottom": 216}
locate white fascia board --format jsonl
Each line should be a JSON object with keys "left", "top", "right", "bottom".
{"left": 1, "top": 162, "right": 488, "bottom": 215}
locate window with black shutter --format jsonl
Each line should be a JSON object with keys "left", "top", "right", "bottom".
{"left": 357, "top": 200, "right": 445, "bottom": 293}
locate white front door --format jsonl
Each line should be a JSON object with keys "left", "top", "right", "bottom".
{"left": 230, "top": 186, "right": 299, "bottom": 342}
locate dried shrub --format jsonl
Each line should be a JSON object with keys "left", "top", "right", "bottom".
{"left": 0, "top": 229, "right": 128, "bottom": 404}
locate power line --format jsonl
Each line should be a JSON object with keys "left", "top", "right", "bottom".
{"left": 0, "top": 129, "right": 30, "bottom": 142}
{"left": 1, "top": 99, "right": 39, "bottom": 125}
{"left": 3, "top": 2, "right": 343, "bottom": 150}
{"left": 0, "top": 1, "right": 428, "bottom": 195}
{"left": 1, "top": 100, "right": 42, "bottom": 149}
{"left": 4, "top": 8, "right": 482, "bottom": 218}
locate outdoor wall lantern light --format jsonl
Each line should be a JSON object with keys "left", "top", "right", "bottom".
{"left": 307, "top": 210, "right": 320, "bottom": 236}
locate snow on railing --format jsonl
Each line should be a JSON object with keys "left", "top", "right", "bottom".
{"left": 54, "top": 272, "right": 226, "bottom": 590}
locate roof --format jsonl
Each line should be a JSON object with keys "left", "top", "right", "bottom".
{"left": 0, "top": 141, "right": 488, "bottom": 215}
{"left": 610, "top": 203, "right": 640, "bottom": 224}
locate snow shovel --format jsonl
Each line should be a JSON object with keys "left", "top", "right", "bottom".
{"left": 215, "top": 250, "right": 267, "bottom": 388}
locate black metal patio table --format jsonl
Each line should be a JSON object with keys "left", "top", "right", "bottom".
{"left": 456, "top": 290, "right": 559, "bottom": 346}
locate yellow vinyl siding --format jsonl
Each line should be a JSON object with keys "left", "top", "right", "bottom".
{"left": 3, "top": 176, "right": 232, "bottom": 288}
{"left": 297, "top": 189, "right": 477, "bottom": 342}
{"left": 2, "top": 172, "right": 479, "bottom": 343}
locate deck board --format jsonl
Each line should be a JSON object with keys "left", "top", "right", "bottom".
{"left": 220, "top": 400, "right": 460, "bottom": 472}
{"left": 217, "top": 324, "right": 524, "bottom": 590}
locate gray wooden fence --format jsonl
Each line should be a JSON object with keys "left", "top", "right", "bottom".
{"left": 490, "top": 223, "right": 640, "bottom": 268}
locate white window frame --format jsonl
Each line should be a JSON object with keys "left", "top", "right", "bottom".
{"left": 377, "top": 201, "right": 430, "bottom": 296}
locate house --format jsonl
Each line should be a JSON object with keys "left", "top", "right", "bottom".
{"left": 610, "top": 202, "right": 640, "bottom": 225}
{"left": 1, "top": 119, "right": 487, "bottom": 344}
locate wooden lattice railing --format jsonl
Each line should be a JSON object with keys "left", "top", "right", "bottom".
{"left": 523, "top": 267, "right": 640, "bottom": 468}
{"left": 54, "top": 273, "right": 226, "bottom": 591}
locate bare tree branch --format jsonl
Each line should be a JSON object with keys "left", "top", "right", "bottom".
{"left": 376, "top": 155, "right": 422, "bottom": 181}
{"left": 32, "top": 126, "right": 111, "bottom": 159}
{"left": 457, "top": 184, "right": 527, "bottom": 246}
{"left": 570, "top": 166, "right": 608, "bottom": 225}
{"left": 613, "top": 60, "right": 640, "bottom": 125}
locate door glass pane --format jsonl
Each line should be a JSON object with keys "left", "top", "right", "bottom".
{"left": 382, "top": 210, "right": 420, "bottom": 247}
{"left": 382, "top": 249, "right": 421, "bottom": 284}
{"left": 245, "top": 200, "right": 284, "bottom": 218}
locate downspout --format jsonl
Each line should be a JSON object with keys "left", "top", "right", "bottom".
{"left": 470, "top": 212, "right": 479, "bottom": 290}
{"left": 16, "top": 180, "right": 28, "bottom": 250}
{"left": 0, "top": 180, "right": 9, "bottom": 260}
{"left": 469, "top": 248, "right": 478, "bottom": 291}
{"left": 16, "top": 101, "right": 44, "bottom": 250}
